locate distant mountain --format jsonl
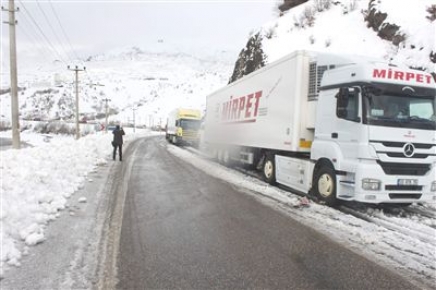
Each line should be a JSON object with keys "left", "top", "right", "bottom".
{"left": 230, "top": 0, "right": 436, "bottom": 82}
{"left": 0, "top": 46, "right": 234, "bottom": 128}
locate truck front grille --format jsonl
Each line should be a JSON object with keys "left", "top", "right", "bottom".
{"left": 388, "top": 193, "right": 422, "bottom": 200}
{"left": 182, "top": 130, "right": 198, "bottom": 140}
{"left": 377, "top": 161, "right": 431, "bottom": 176}
{"left": 385, "top": 185, "right": 423, "bottom": 191}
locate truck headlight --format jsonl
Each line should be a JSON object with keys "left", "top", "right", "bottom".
{"left": 431, "top": 181, "right": 436, "bottom": 192}
{"left": 362, "top": 178, "right": 381, "bottom": 191}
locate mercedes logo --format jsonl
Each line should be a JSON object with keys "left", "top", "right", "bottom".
{"left": 403, "top": 143, "right": 415, "bottom": 158}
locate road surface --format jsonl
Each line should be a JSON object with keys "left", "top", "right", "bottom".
{"left": 112, "top": 136, "right": 415, "bottom": 290}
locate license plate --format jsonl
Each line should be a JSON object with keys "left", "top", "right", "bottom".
{"left": 397, "top": 179, "right": 418, "bottom": 186}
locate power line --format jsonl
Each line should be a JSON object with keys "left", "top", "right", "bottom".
{"left": 47, "top": 0, "right": 81, "bottom": 61}
{"left": 16, "top": 14, "right": 55, "bottom": 64}
{"left": 18, "top": 7, "right": 66, "bottom": 65}
{"left": 18, "top": 0, "right": 68, "bottom": 65}
{"left": 35, "top": 0, "right": 74, "bottom": 63}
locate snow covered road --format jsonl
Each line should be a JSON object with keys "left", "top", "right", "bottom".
{"left": 1, "top": 132, "right": 435, "bottom": 289}
{"left": 168, "top": 143, "right": 436, "bottom": 289}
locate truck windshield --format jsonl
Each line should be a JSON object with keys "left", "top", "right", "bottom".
{"left": 180, "top": 119, "right": 201, "bottom": 130}
{"left": 363, "top": 85, "right": 436, "bottom": 131}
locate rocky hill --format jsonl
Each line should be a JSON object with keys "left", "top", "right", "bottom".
{"left": 230, "top": 0, "right": 436, "bottom": 83}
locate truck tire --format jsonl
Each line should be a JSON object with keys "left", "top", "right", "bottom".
{"left": 313, "top": 165, "right": 338, "bottom": 206}
{"left": 172, "top": 135, "right": 178, "bottom": 145}
{"left": 262, "top": 154, "right": 276, "bottom": 185}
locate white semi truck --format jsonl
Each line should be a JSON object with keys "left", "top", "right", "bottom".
{"left": 203, "top": 50, "right": 436, "bottom": 205}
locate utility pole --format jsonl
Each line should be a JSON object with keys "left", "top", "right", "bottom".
{"left": 103, "top": 98, "right": 111, "bottom": 132}
{"left": 2, "top": 0, "right": 20, "bottom": 149}
{"left": 68, "top": 65, "right": 85, "bottom": 139}
{"left": 131, "top": 106, "right": 138, "bottom": 133}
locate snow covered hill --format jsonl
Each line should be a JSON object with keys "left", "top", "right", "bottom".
{"left": 230, "top": 0, "right": 435, "bottom": 82}
{"left": 1, "top": 45, "right": 234, "bottom": 129}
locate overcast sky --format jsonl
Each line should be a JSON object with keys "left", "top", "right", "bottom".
{"left": 1, "top": 0, "right": 279, "bottom": 65}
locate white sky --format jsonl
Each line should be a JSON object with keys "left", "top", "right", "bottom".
{"left": 1, "top": 0, "right": 280, "bottom": 63}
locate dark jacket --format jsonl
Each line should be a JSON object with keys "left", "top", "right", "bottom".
{"left": 112, "top": 126, "right": 125, "bottom": 145}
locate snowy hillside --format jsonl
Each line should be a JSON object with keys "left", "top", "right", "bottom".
{"left": 1, "top": 45, "right": 234, "bottom": 128}
{"left": 2, "top": 0, "right": 434, "bottom": 128}
{"left": 231, "top": 0, "right": 436, "bottom": 81}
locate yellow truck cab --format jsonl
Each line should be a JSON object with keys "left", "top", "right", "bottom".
{"left": 166, "top": 108, "right": 202, "bottom": 147}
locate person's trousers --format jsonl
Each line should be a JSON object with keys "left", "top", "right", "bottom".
{"left": 113, "top": 144, "right": 123, "bottom": 161}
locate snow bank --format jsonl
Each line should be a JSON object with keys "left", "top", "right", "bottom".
{"left": 0, "top": 130, "right": 145, "bottom": 276}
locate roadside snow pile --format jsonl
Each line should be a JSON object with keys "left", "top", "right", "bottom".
{"left": 0, "top": 132, "right": 114, "bottom": 276}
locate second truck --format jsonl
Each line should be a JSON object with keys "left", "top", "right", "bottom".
{"left": 166, "top": 108, "right": 202, "bottom": 147}
{"left": 203, "top": 50, "right": 436, "bottom": 206}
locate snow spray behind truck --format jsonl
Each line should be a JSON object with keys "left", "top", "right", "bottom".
{"left": 203, "top": 50, "right": 436, "bottom": 205}
{"left": 166, "top": 108, "right": 202, "bottom": 146}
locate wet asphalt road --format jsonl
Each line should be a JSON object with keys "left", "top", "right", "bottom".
{"left": 116, "top": 136, "right": 415, "bottom": 290}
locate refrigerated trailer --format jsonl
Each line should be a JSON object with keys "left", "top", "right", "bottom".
{"left": 203, "top": 50, "right": 436, "bottom": 205}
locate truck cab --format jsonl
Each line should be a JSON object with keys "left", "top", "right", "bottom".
{"left": 166, "top": 108, "right": 202, "bottom": 147}
{"left": 312, "top": 64, "right": 436, "bottom": 204}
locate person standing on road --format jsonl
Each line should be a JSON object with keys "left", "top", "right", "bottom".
{"left": 112, "top": 125, "right": 125, "bottom": 161}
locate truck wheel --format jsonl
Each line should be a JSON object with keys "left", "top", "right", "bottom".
{"left": 172, "top": 136, "right": 177, "bottom": 145}
{"left": 262, "top": 154, "right": 276, "bottom": 185}
{"left": 313, "top": 166, "right": 338, "bottom": 206}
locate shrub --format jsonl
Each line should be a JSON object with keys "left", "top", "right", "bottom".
{"left": 314, "top": 0, "right": 331, "bottom": 12}
{"left": 309, "top": 35, "right": 315, "bottom": 44}
{"left": 265, "top": 27, "right": 276, "bottom": 39}
{"left": 303, "top": 6, "right": 316, "bottom": 27}
{"left": 427, "top": 5, "right": 436, "bottom": 22}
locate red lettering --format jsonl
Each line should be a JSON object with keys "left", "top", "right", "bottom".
{"left": 238, "top": 96, "right": 246, "bottom": 118}
{"left": 231, "top": 98, "right": 238, "bottom": 120}
{"left": 253, "top": 91, "right": 262, "bottom": 117}
{"left": 374, "top": 68, "right": 435, "bottom": 85}
{"left": 245, "top": 94, "right": 253, "bottom": 118}
{"left": 373, "top": 69, "right": 386, "bottom": 78}
{"left": 221, "top": 90, "right": 263, "bottom": 122}
{"left": 387, "top": 69, "right": 393, "bottom": 79}
{"left": 394, "top": 71, "right": 404, "bottom": 80}
{"left": 406, "top": 72, "right": 415, "bottom": 81}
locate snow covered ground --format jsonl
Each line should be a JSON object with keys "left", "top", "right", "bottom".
{"left": 1, "top": 131, "right": 435, "bottom": 288}
{"left": 0, "top": 128, "right": 154, "bottom": 278}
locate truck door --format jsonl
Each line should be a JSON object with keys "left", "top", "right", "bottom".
{"left": 334, "top": 87, "right": 362, "bottom": 161}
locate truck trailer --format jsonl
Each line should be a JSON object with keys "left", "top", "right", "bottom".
{"left": 166, "top": 108, "right": 202, "bottom": 146}
{"left": 203, "top": 50, "right": 436, "bottom": 205}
